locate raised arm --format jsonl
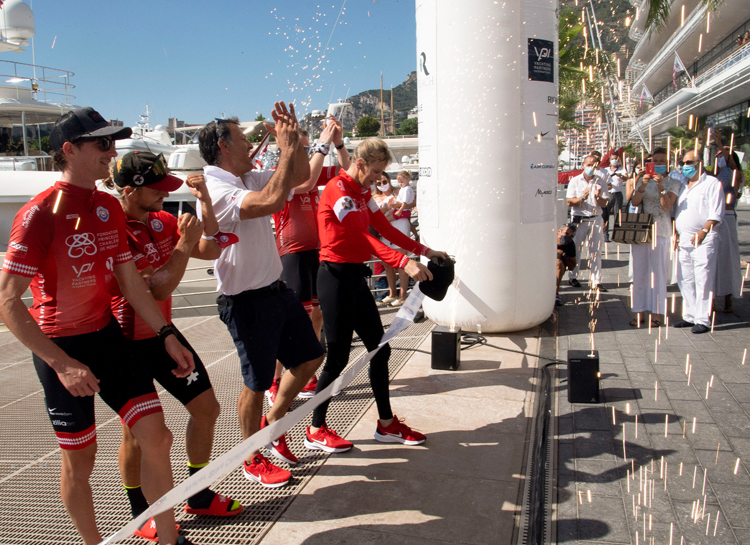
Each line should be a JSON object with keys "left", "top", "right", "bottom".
{"left": 240, "top": 102, "right": 307, "bottom": 219}
{"left": 185, "top": 174, "right": 222, "bottom": 260}
{"left": 295, "top": 118, "right": 339, "bottom": 194}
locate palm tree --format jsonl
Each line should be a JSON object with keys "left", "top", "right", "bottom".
{"left": 644, "top": 0, "right": 725, "bottom": 33}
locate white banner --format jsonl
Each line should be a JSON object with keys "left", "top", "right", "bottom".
{"left": 99, "top": 286, "right": 427, "bottom": 544}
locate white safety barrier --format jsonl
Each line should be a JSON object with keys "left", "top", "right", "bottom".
{"left": 100, "top": 286, "right": 426, "bottom": 545}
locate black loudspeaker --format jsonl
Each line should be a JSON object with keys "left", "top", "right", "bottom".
{"left": 567, "top": 350, "right": 600, "bottom": 403}
{"left": 431, "top": 326, "right": 461, "bottom": 370}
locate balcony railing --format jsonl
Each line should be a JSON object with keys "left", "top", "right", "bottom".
{"left": 694, "top": 42, "right": 750, "bottom": 87}
{"left": 0, "top": 59, "right": 75, "bottom": 104}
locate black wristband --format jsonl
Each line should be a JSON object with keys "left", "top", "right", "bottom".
{"left": 335, "top": 143, "right": 345, "bottom": 150}
{"left": 157, "top": 324, "right": 176, "bottom": 342}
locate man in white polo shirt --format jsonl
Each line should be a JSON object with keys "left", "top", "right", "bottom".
{"left": 197, "top": 102, "right": 324, "bottom": 489}
{"left": 673, "top": 149, "right": 724, "bottom": 334}
{"left": 566, "top": 154, "right": 610, "bottom": 291}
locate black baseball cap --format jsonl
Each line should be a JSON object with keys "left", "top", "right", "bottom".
{"left": 114, "top": 151, "right": 183, "bottom": 192}
{"left": 420, "top": 256, "right": 455, "bottom": 302}
{"left": 50, "top": 107, "right": 132, "bottom": 151}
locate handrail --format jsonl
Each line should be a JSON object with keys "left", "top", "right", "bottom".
{"left": 694, "top": 42, "right": 750, "bottom": 87}
{"left": 0, "top": 59, "right": 76, "bottom": 105}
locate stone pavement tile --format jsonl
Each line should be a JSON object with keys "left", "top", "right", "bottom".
{"left": 714, "top": 483, "right": 750, "bottom": 528}
{"left": 603, "top": 386, "right": 641, "bottom": 404}
{"left": 661, "top": 381, "right": 702, "bottom": 401}
{"left": 670, "top": 400, "right": 716, "bottom": 424}
{"left": 618, "top": 343, "right": 650, "bottom": 358}
{"left": 665, "top": 466, "right": 718, "bottom": 502}
{"left": 574, "top": 495, "right": 631, "bottom": 543}
{"left": 654, "top": 365, "right": 693, "bottom": 382}
{"left": 599, "top": 363, "right": 628, "bottom": 379}
{"left": 672, "top": 500, "right": 735, "bottom": 544}
{"left": 623, "top": 359, "right": 657, "bottom": 374}
{"left": 695, "top": 450, "right": 750, "bottom": 486}
{"left": 265, "top": 464, "right": 519, "bottom": 545}
{"left": 574, "top": 431, "right": 617, "bottom": 462}
{"left": 692, "top": 340, "right": 729, "bottom": 353}
{"left": 728, "top": 437, "right": 750, "bottom": 462}
{"left": 559, "top": 415, "right": 575, "bottom": 438}
{"left": 648, "top": 436, "right": 700, "bottom": 467}
{"left": 595, "top": 350, "right": 624, "bottom": 365}
{"left": 715, "top": 414, "right": 750, "bottom": 438}
{"left": 704, "top": 390, "right": 746, "bottom": 413}
{"left": 627, "top": 372, "right": 659, "bottom": 387}
{"left": 574, "top": 407, "right": 612, "bottom": 432}
{"left": 716, "top": 366, "right": 750, "bottom": 384}
{"left": 685, "top": 422, "right": 730, "bottom": 451}
{"left": 726, "top": 383, "right": 750, "bottom": 400}
{"left": 571, "top": 459, "right": 626, "bottom": 498}
{"left": 635, "top": 393, "right": 673, "bottom": 411}
{"left": 735, "top": 528, "right": 750, "bottom": 545}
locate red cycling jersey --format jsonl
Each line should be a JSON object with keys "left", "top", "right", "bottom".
{"left": 317, "top": 169, "right": 428, "bottom": 268}
{"left": 2, "top": 182, "right": 133, "bottom": 338}
{"left": 111, "top": 210, "right": 179, "bottom": 340}
{"left": 273, "top": 166, "right": 338, "bottom": 257}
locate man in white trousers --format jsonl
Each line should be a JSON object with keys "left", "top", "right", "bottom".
{"left": 673, "top": 149, "right": 724, "bottom": 334}
{"left": 566, "top": 155, "right": 610, "bottom": 291}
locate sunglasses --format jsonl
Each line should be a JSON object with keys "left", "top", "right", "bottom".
{"left": 679, "top": 160, "right": 698, "bottom": 166}
{"left": 148, "top": 153, "right": 168, "bottom": 177}
{"left": 75, "top": 136, "right": 114, "bottom": 151}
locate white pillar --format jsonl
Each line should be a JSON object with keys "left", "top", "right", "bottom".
{"left": 416, "top": 0, "right": 559, "bottom": 332}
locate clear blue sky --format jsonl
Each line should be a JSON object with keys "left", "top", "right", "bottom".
{"left": 15, "top": 0, "right": 418, "bottom": 126}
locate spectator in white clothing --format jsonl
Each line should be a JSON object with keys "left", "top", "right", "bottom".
{"left": 566, "top": 155, "right": 610, "bottom": 291}
{"left": 673, "top": 149, "right": 725, "bottom": 334}
{"left": 625, "top": 148, "right": 680, "bottom": 327}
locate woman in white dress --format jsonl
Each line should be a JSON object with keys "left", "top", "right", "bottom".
{"left": 372, "top": 173, "right": 410, "bottom": 306}
{"left": 626, "top": 148, "right": 680, "bottom": 327}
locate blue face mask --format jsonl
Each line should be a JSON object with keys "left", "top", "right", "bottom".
{"left": 654, "top": 165, "right": 667, "bottom": 175}
{"left": 584, "top": 166, "right": 595, "bottom": 177}
{"left": 681, "top": 165, "right": 697, "bottom": 178}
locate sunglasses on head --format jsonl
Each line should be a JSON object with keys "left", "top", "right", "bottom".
{"left": 75, "top": 136, "right": 114, "bottom": 151}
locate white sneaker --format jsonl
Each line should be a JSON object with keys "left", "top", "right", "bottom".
{"left": 390, "top": 298, "right": 405, "bottom": 307}
{"left": 381, "top": 295, "right": 397, "bottom": 305}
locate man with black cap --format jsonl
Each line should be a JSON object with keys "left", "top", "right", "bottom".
{"left": 0, "top": 108, "right": 197, "bottom": 545}
{"left": 107, "top": 152, "right": 243, "bottom": 540}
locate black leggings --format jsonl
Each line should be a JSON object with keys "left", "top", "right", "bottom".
{"left": 312, "top": 261, "right": 392, "bottom": 427}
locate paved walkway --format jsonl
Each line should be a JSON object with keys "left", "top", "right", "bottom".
{"left": 554, "top": 202, "right": 750, "bottom": 544}
{"left": 259, "top": 330, "right": 541, "bottom": 545}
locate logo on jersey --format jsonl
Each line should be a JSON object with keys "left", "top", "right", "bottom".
{"left": 337, "top": 181, "right": 345, "bottom": 192}
{"left": 333, "top": 196, "right": 356, "bottom": 222}
{"left": 96, "top": 206, "right": 110, "bottom": 222}
{"left": 151, "top": 219, "right": 164, "bottom": 232}
{"left": 133, "top": 174, "right": 145, "bottom": 186}
{"left": 22, "top": 205, "right": 40, "bottom": 228}
{"left": 106, "top": 257, "right": 114, "bottom": 271}
{"left": 72, "top": 262, "right": 94, "bottom": 278}
{"left": 65, "top": 233, "right": 97, "bottom": 258}
{"left": 143, "top": 242, "right": 160, "bottom": 263}
{"left": 9, "top": 241, "right": 28, "bottom": 253}
{"left": 300, "top": 196, "right": 311, "bottom": 204}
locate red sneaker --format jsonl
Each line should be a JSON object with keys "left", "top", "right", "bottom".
{"left": 374, "top": 415, "right": 426, "bottom": 445}
{"left": 304, "top": 423, "right": 353, "bottom": 453}
{"left": 132, "top": 517, "right": 179, "bottom": 542}
{"left": 297, "top": 376, "right": 318, "bottom": 399}
{"left": 242, "top": 454, "right": 291, "bottom": 488}
{"left": 260, "top": 415, "right": 298, "bottom": 465}
{"left": 265, "top": 377, "right": 280, "bottom": 407}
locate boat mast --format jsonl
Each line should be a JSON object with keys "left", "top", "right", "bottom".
{"left": 380, "top": 72, "right": 384, "bottom": 137}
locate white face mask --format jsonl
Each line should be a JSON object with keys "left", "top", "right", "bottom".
{"left": 377, "top": 183, "right": 390, "bottom": 192}
{"left": 610, "top": 160, "right": 620, "bottom": 167}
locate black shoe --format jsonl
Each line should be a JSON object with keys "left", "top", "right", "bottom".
{"left": 673, "top": 319, "right": 694, "bottom": 328}
{"left": 691, "top": 324, "right": 710, "bottom": 334}
{"left": 555, "top": 294, "right": 563, "bottom": 307}
{"left": 595, "top": 285, "right": 608, "bottom": 292}
{"left": 569, "top": 278, "right": 581, "bottom": 288}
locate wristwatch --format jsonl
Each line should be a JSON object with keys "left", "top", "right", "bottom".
{"left": 701, "top": 228, "right": 709, "bottom": 234}
{"left": 335, "top": 143, "right": 345, "bottom": 150}
{"left": 314, "top": 142, "right": 330, "bottom": 156}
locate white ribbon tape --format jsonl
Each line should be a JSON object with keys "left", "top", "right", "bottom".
{"left": 99, "top": 285, "right": 426, "bottom": 544}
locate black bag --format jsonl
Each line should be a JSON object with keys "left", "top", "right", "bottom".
{"left": 611, "top": 211, "right": 653, "bottom": 244}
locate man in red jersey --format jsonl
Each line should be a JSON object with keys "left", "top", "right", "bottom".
{"left": 108, "top": 152, "right": 242, "bottom": 541}
{"left": 266, "top": 118, "right": 350, "bottom": 405}
{"left": 0, "top": 108, "right": 196, "bottom": 545}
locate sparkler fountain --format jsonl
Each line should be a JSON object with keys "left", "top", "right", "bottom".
{"left": 415, "top": 0, "right": 559, "bottom": 332}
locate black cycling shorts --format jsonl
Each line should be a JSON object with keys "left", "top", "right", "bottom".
{"left": 33, "top": 319, "right": 161, "bottom": 451}
{"left": 280, "top": 249, "right": 320, "bottom": 306}
{"left": 129, "top": 325, "right": 212, "bottom": 406}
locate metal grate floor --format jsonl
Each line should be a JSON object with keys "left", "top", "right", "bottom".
{"left": 0, "top": 307, "right": 435, "bottom": 545}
